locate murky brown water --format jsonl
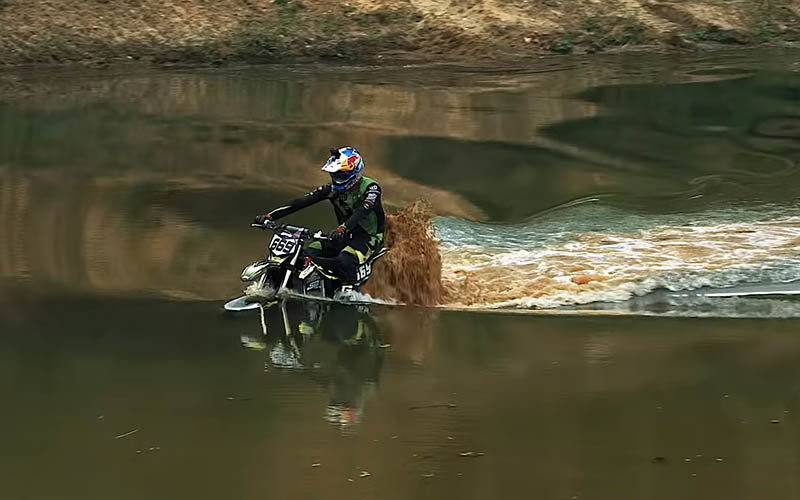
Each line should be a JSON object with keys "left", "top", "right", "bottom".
{"left": 2, "top": 49, "right": 800, "bottom": 499}
{"left": 4, "top": 296, "right": 800, "bottom": 500}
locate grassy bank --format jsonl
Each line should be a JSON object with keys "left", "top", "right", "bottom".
{"left": 0, "top": 0, "right": 798, "bottom": 66}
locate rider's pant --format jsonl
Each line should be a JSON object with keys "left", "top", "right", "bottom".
{"left": 306, "top": 231, "right": 380, "bottom": 284}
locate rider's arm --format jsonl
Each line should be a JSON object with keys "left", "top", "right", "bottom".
{"left": 342, "top": 183, "right": 381, "bottom": 231}
{"left": 268, "top": 185, "right": 332, "bottom": 220}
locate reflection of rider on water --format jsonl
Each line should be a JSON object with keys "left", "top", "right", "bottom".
{"left": 316, "top": 304, "right": 384, "bottom": 427}
{"left": 242, "top": 301, "right": 384, "bottom": 428}
{"left": 255, "top": 147, "right": 385, "bottom": 284}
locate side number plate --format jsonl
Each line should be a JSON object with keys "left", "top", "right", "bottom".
{"left": 356, "top": 262, "right": 373, "bottom": 282}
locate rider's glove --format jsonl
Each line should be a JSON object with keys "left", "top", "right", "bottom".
{"left": 329, "top": 225, "right": 347, "bottom": 243}
{"left": 254, "top": 214, "right": 273, "bottom": 225}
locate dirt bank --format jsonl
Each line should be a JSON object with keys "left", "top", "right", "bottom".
{"left": 0, "top": 0, "right": 798, "bottom": 67}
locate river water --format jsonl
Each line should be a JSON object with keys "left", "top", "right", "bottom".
{"left": 2, "top": 49, "right": 800, "bottom": 499}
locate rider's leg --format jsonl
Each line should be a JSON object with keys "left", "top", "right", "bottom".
{"left": 336, "top": 233, "right": 373, "bottom": 283}
{"left": 341, "top": 233, "right": 374, "bottom": 269}
{"left": 311, "top": 251, "right": 358, "bottom": 283}
{"left": 332, "top": 252, "right": 359, "bottom": 283}
{"left": 312, "top": 233, "right": 372, "bottom": 283}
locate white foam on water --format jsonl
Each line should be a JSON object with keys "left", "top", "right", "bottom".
{"left": 333, "top": 288, "right": 399, "bottom": 306}
{"left": 436, "top": 206, "right": 800, "bottom": 310}
{"left": 244, "top": 282, "right": 276, "bottom": 299}
{"left": 272, "top": 288, "right": 399, "bottom": 306}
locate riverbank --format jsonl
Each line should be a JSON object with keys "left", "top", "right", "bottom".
{"left": 1, "top": 0, "right": 798, "bottom": 67}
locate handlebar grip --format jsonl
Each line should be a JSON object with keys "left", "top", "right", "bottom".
{"left": 252, "top": 220, "right": 279, "bottom": 229}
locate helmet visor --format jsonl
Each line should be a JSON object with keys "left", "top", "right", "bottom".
{"left": 330, "top": 170, "right": 354, "bottom": 185}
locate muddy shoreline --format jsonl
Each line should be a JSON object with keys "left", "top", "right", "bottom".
{"left": 1, "top": 0, "right": 798, "bottom": 69}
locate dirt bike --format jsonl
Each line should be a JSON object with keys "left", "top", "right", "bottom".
{"left": 224, "top": 220, "right": 387, "bottom": 312}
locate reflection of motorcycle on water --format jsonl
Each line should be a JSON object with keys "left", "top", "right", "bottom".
{"left": 238, "top": 299, "right": 385, "bottom": 428}
{"left": 224, "top": 221, "right": 388, "bottom": 311}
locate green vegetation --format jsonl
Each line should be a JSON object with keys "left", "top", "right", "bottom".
{"left": 686, "top": 26, "right": 747, "bottom": 44}
{"left": 756, "top": 21, "right": 780, "bottom": 42}
{"left": 584, "top": 16, "right": 647, "bottom": 49}
{"left": 550, "top": 16, "right": 648, "bottom": 54}
{"left": 549, "top": 34, "right": 577, "bottom": 54}
{"left": 365, "top": 7, "right": 423, "bottom": 26}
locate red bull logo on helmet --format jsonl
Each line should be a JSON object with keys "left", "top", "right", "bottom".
{"left": 344, "top": 154, "right": 360, "bottom": 171}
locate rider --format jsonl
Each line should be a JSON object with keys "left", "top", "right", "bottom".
{"left": 255, "top": 147, "right": 385, "bottom": 283}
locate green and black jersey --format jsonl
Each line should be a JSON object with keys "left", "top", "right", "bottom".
{"left": 268, "top": 176, "right": 385, "bottom": 241}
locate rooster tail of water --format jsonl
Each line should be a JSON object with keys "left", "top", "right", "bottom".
{"left": 362, "top": 201, "right": 446, "bottom": 306}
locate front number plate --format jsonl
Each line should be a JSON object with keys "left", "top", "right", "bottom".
{"left": 269, "top": 231, "right": 299, "bottom": 257}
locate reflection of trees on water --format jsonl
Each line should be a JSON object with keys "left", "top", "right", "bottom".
{"left": 3, "top": 61, "right": 799, "bottom": 225}
{"left": 377, "top": 72, "right": 800, "bottom": 219}
{"left": 0, "top": 63, "right": 618, "bottom": 222}
{"left": 0, "top": 171, "right": 254, "bottom": 298}
{"left": 238, "top": 300, "right": 386, "bottom": 429}
{"left": 747, "top": 115, "right": 800, "bottom": 175}
{"left": 536, "top": 72, "right": 800, "bottom": 210}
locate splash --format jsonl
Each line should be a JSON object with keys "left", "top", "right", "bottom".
{"left": 362, "top": 202, "right": 446, "bottom": 306}
{"left": 244, "top": 282, "right": 275, "bottom": 299}
{"left": 332, "top": 288, "right": 398, "bottom": 306}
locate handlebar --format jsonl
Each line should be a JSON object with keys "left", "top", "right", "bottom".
{"left": 251, "top": 221, "right": 307, "bottom": 233}
{"left": 251, "top": 221, "right": 328, "bottom": 240}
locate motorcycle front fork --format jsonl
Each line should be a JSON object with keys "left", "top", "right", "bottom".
{"left": 277, "top": 246, "right": 304, "bottom": 295}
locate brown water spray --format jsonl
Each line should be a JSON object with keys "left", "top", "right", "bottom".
{"left": 363, "top": 201, "right": 446, "bottom": 306}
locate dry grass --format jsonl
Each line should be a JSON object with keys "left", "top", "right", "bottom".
{"left": 0, "top": 0, "right": 797, "bottom": 65}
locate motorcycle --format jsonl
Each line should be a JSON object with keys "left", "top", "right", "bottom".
{"left": 224, "top": 220, "right": 388, "bottom": 312}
